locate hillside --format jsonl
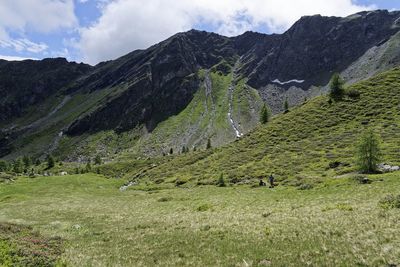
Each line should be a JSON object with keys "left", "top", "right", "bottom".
{"left": 107, "top": 68, "right": 400, "bottom": 186}
{"left": 1, "top": 10, "right": 400, "bottom": 160}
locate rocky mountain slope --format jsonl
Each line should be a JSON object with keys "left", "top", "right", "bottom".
{"left": 1, "top": 10, "right": 400, "bottom": 160}
{"left": 103, "top": 67, "right": 400, "bottom": 186}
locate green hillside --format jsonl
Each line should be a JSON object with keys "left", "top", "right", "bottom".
{"left": 107, "top": 68, "right": 400, "bottom": 186}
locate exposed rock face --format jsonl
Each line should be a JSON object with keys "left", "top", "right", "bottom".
{"left": 0, "top": 58, "right": 92, "bottom": 124}
{"left": 242, "top": 10, "right": 400, "bottom": 89}
{"left": 1, "top": 10, "right": 400, "bottom": 158}
{"left": 66, "top": 30, "right": 237, "bottom": 134}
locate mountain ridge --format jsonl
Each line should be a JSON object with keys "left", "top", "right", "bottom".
{"left": 1, "top": 9, "right": 400, "bottom": 160}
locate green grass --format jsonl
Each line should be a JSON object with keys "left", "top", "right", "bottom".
{"left": 1, "top": 173, "right": 400, "bottom": 266}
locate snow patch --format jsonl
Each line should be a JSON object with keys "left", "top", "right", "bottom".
{"left": 272, "top": 79, "right": 305, "bottom": 85}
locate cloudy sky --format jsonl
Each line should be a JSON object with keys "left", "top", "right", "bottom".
{"left": 0, "top": 0, "right": 399, "bottom": 65}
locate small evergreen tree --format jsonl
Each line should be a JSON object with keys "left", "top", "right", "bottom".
{"left": 329, "top": 73, "right": 344, "bottom": 100}
{"left": 47, "top": 155, "right": 55, "bottom": 169}
{"left": 94, "top": 155, "right": 102, "bottom": 165}
{"left": 22, "top": 155, "right": 31, "bottom": 168}
{"left": 169, "top": 148, "right": 173, "bottom": 155}
{"left": 86, "top": 159, "right": 92, "bottom": 172}
{"left": 356, "top": 129, "right": 381, "bottom": 173}
{"left": 216, "top": 173, "right": 226, "bottom": 187}
{"left": 181, "top": 146, "right": 187, "bottom": 154}
{"left": 206, "top": 138, "right": 212, "bottom": 149}
{"left": 259, "top": 103, "right": 270, "bottom": 124}
{"left": 284, "top": 98, "right": 289, "bottom": 113}
{"left": 13, "top": 158, "right": 23, "bottom": 173}
{"left": 0, "top": 160, "right": 8, "bottom": 172}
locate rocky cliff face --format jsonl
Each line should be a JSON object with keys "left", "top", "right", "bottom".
{"left": 0, "top": 58, "right": 92, "bottom": 124}
{"left": 1, "top": 10, "right": 400, "bottom": 159}
{"left": 66, "top": 30, "right": 237, "bottom": 135}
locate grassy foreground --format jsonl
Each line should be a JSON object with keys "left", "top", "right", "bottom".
{"left": 1, "top": 173, "right": 400, "bottom": 266}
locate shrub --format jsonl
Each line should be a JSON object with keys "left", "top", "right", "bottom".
{"left": 158, "top": 197, "right": 173, "bottom": 202}
{"left": 196, "top": 204, "right": 212, "bottom": 212}
{"left": 379, "top": 194, "right": 400, "bottom": 209}
{"left": 349, "top": 175, "right": 371, "bottom": 184}
{"left": 347, "top": 88, "right": 361, "bottom": 98}
{"left": 297, "top": 183, "right": 313, "bottom": 190}
{"left": 175, "top": 178, "right": 187, "bottom": 186}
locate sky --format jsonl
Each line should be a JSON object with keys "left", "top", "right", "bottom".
{"left": 0, "top": 0, "right": 399, "bottom": 65}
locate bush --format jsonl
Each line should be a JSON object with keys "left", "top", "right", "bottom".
{"left": 175, "top": 178, "right": 187, "bottom": 186}
{"left": 196, "top": 204, "right": 212, "bottom": 212}
{"left": 297, "top": 183, "right": 313, "bottom": 190}
{"left": 379, "top": 194, "right": 400, "bottom": 209}
{"left": 347, "top": 88, "right": 361, "bottom": 98}
{"left": 349, "top": 175, "right": 371, "bottom": 184}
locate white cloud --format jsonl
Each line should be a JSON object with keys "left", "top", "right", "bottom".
{"left": 0, "top": 0, "right": 77, "bottom": 56}
{"left": 78, "top": 0, "right": 374, "bottom": 65}
{"left": 0, "top": 0, "right": 77, "bottom": 33}
{"left": 0, "top": 38, "right": 48, "bottom": 53}
{"left": 0, "top": 55, "right": 38, "bottom": 61}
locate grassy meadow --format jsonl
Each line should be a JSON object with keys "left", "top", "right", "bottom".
{"left": 1, "top": 173, "right": 400, "bottom": 266}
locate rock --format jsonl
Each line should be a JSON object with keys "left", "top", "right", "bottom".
{"left": 378, "top": 163, "right": 400, "bottom": 173}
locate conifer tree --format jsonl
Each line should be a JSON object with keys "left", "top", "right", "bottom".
{"left": 259, "top": 103, "right": 270, "bottom": 124}
{"left": 356, "top": 129, "right": 381, "bottom": 173}
{"left": 329, "top": 73, "right": 344, "bottom": 100}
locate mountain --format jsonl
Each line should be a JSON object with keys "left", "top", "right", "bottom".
{"left": 1, "top": 10, "right": 400, "bottom": 160}
{"left": 102, "top": 67, "right": 400, "bottom": 186}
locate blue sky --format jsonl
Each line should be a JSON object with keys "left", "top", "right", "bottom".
{"left": 0, "top": 0, "right": 399, "bottom": 65}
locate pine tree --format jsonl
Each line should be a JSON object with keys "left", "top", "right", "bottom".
{"left": 94, "top": 155, "right": 102, "bottom": 165}
{"left": 22, "top": 155, "right": 31, "bottom": 168}
{"left": 259, "top": 103, "right": 270, "bottom": 124}
{"left": 47, "top": 155, "right": 55, "bottom": 169}
{"left": 284, "top": 98, "right": 289, "bottom": 113}
{"left": 356, "top": 129, "right": 381, "bottom": 173}
{"left": 329, "top": 73, "right": 344, "bottom": 100}
{"left": 13, "top": 158, "right": 23, "bottom": 173}
{"left": 35, "top": 158, "right": 41, "bottom": 166}
{"left": 86, "top": 159, "right": 92, "bottom": 172}
{"left": 216, "top": 173, "right": 226, "bottom": 187}
{"left": 0, "top": 160, "right": 8, "bottom": 172}
{"left": 206, "top": 138, "right": 212, "bottom": 149}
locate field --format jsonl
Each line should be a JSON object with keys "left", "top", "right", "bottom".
{"left": 1, "top": 173, "right": 400, "bottom": 266}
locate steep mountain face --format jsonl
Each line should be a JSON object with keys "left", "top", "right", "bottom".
{"left": 243, "top": 10, "right": 400, "bottom": 89}
{"left": 1, "top": 10, "right": 400, "bottom": 160}
{"left": 66, "top": 31, "right": 237, "bottom": 135}
{"left": 0, "top": 58, "right": 92, "bottom": 124}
